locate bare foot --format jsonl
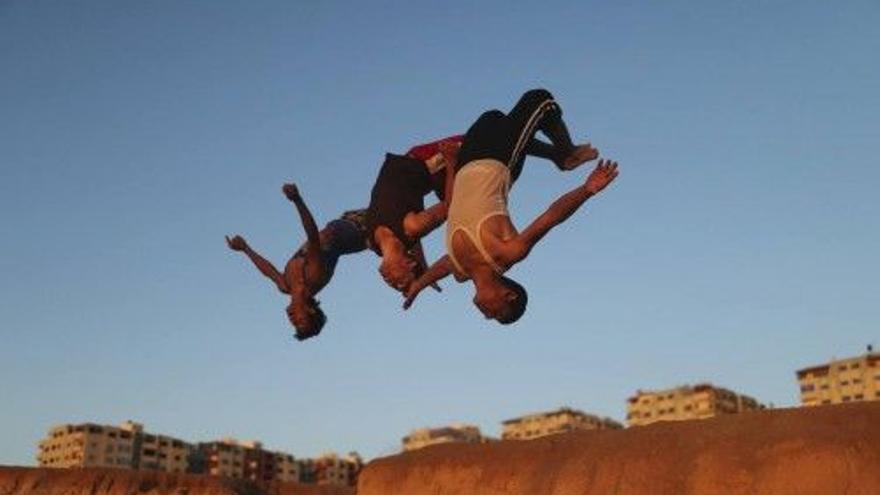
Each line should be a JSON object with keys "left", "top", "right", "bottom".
{"left": 558, "top": 144, "right": 599, "bottom": 171}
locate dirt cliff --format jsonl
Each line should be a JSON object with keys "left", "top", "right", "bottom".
{"left": 0, "top": 467, "right": 352, "bottom": 495}
{"left": 359, "top": 402, "right": 880, "bottom": 495}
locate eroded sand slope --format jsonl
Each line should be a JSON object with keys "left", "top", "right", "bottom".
{"left": 0, "top": 467, "right": 352, "bottom": 495}
{"left": 359, "top": 402, "right": 880, "bottom": 495}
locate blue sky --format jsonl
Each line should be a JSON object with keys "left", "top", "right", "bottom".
{"left": 1, "top": 0, "right": 878, "bottom": 464}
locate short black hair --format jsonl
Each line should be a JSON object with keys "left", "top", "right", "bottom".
{"left": 496, "top": 276, "right": 528, "bottom": 325}
{"left": 294, "top": 304, "right": 326, "bottom": 341}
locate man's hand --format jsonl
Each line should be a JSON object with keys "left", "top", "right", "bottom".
{"left": 584, "top": 159, "right": 619, "bottom": 195}
{"left": 403, "top": 283, "right": 427, "bottom": 310}
{"left": 225, "top": 235, "right": 249, "bottom": 252}
{"left": 282, "top": 183, "right": 301, "bottom": 202}
{"left": 403, "top": 275, "right": 443, "bottom": 309}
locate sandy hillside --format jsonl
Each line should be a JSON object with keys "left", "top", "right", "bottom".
{"left": 0, "top": 467, "right": 352, "bottom": 495}
{"left": 359, "top": 402, "right": 880, "bottom": 495}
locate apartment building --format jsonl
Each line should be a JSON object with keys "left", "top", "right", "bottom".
{"left": 313, "top": 452, "right": 363, "bottom": 487}
{"left": 195, "top": 438, "right": 302, "bottom": 484}
{"left": 501, "top": 407, "right": 622, "bottom": 441}
{"left": 37, "top": 421, "right": 190, "bottom": 473}
{"left": 197, "top": 439, "right": 247, "bottom": 479}
{"left": 297, "top": 458, "right": 316, "bottom": 484}
{"left": 401, "top": 424, "right": 485, "bottom": 452}
{"left": 274, "top": 452, "right": 300, "bottom": 483}
{"left": 35, "top": 420, "right": 360, "bottom": 487}
{"left": 627, "top": 383, "right": 764, "bottom": 426}
{"left": 797, "top": 349, "right": 880, "bottom": 406}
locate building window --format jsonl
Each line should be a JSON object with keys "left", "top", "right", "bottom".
{"left": 855, "top": 394, "right": 864, "bottom": 400}
{"left": 800, "top": 384, "right": 815, "bottom": 393}
{"left": 842, "top": 396, "right": 851, "bottom": 402}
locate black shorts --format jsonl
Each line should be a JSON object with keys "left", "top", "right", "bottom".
{"left": 457, "top": 89, "right": 562, "bottom": 184}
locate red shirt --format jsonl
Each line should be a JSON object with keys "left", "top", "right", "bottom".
{"left": 406, "top": 135, "right": 464, "bottom": 162}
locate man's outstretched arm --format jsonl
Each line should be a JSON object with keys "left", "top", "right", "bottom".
{"left": 402, "top": 201, "right": 448, "bottom": 241}
{"left": 403, "top": 255, "right": 455, "bottom": 309}
{"left": 283, "top": 183, "right": 324, "bottom": 281}
{"left": 226, "top": 235, "right": 289, "bottom": 294}
{"left": 283, "top": 184, "right": 321, "bottom": 251}
{"left": 409, "top": 241, "right": 443, "bottom": 293}
{"left": 499, "top": 160, "right": 619, "bottom": 265}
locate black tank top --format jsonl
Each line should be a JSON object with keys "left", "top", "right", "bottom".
{"left": 366, "top": 153, "right": 434, "bottom": 253}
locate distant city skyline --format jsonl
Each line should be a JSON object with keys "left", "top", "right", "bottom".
{"left": 20, "top": 348, "right": 880, "bottom": 466}
{"left": 35, "top": 420, "right": 361, "bottom": 486}
{"left": 2, "top": 1, "right": 878, "bottom": 467}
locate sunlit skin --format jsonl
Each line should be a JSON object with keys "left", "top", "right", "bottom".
{"left": 471, "top": 271, "right": 519, "bottom": 320}
{"left": 372, "top": 139, "right": 461, "bottom": 293}
{"left": 226, "top": 183, "right": 352, "bottom": 340}
{"left": 375, "top": 228, "right": 418, "bottom": 291}
{"left": 370, "top": 137, "right": 595, "bottom": 294}
{"left": 227, "top": 233, "right": 325, "bottom": 335}
{"left": 405, "top": 160, "right": 619, "bottom": 322}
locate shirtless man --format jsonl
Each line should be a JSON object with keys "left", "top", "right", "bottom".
{"left": 226, "top": 184, "right": 367, "bottom": 340}
{"left": 403, "top": 89, "right": 618, "bottom": 324}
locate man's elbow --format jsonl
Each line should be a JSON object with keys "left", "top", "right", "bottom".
{"left": 402, "top": 215, "right": 423, "bottom": 239}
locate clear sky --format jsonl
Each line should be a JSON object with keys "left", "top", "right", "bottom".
{"left": 1, "top": 0, "right": 878, "bottom": 465}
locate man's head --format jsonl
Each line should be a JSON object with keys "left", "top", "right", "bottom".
{"left": 286, "top": 297, "right": 326, "bottom": 341}
{"left": 473, "top": 275, "right": 528, "bottom": 324}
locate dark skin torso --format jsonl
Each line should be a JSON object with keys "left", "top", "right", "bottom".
{"left": 226, "top": 183, "right": 363, "bottom": 334}
{"left": 282, "top": 229, "right": 336, "bottom": 296}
